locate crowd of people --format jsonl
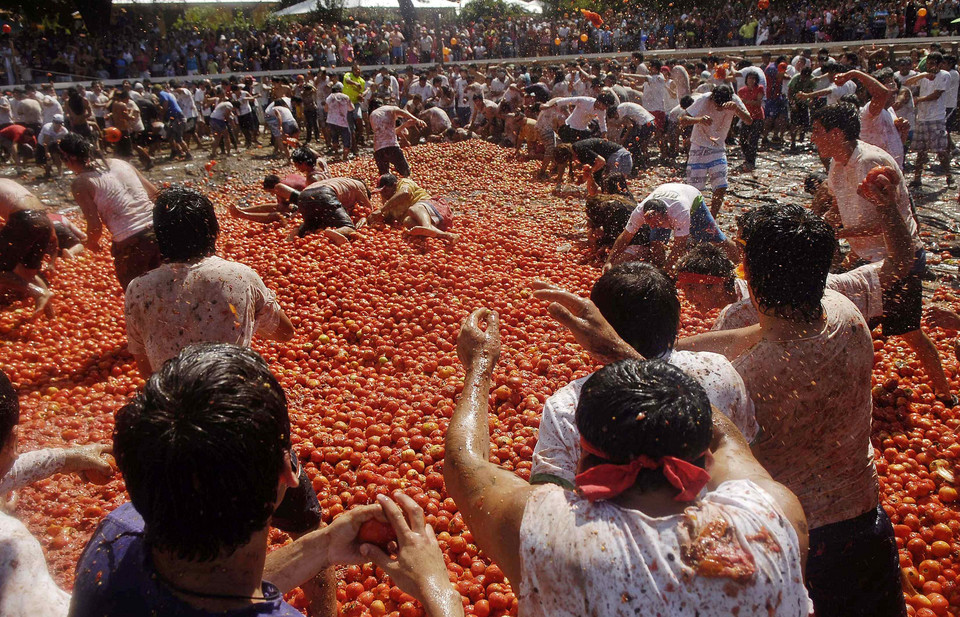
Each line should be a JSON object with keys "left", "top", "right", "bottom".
{"left": 3, "top": 0, "right": 960, "bottom": 84}
{"left": 1, "top": 30, "right": 960, "bottom": 617}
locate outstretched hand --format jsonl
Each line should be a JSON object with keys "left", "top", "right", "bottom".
{"left": 457, "top": 308, "right": 501, "bottom": 374}
{"left": 530, "top": 280, "right": 642, "bottom": 364}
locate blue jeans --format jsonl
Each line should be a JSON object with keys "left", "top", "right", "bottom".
{"left": 604, "top": 149, "right": 633, "bottom": 177}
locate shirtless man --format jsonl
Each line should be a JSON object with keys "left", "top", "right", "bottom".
{"left": 0, "top": 180, "right": 56, "bottom": 317}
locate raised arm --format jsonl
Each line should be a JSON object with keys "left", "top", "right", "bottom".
{"left": 443, "top": 309, "right": 534, "bottom": 586}
{"left": 836, "top": 70, "right": 894, "bottom": 116}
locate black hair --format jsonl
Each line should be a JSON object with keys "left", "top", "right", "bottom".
{"left": 0, "top": 370, "right": 18, "bottom": 445}
{"left": 596, "top": 92, "right": 616, "bottom": 108}
{"left": 648, "top": 58, "right": 663, "bottom": 71}
{"left": 153, "top": 185, "right": 219, "bottom": 262}
{"left": 378, "top": 173, "right": 399, "bottom": 188}
{"left": 585, "top": 194, "right": 635, "bottom": 247}
{"left": 711, "top": 84, "right": 733, "bottom": 106}
{"left": 590, "top": 262, "right": 680, "bottom": 358}
{"left": 59, "top": 133, "right": 95, "bottom": 162}
{"left": 600, "top": 173, "right": 634, "bottom": 200}
{"left": 812, "top": 102, "right": 860, "bottom": 141}
{"left": 804, "top": 172, "right": 826, "bottom": 194}
{"left": 872, "top": 67, "right": 895, "bottom": 83}
{"left": 575, "top": 359, "right": 711, "bottom": 481}
{"left": 291, "top": 146, "right": 318, "bottom": 166}
{"left": 641, "top": 198, "right": 668, "bottom": 216}
{"left": 676, "top": 244, "right": 737, "bottom": 292}
{"left": 263, "top": 174, "right": 281, "bottom": 190}
{"left": 114, "top": 344, "right": 290, "bottom": 562}
{"left": 738, "top": 203, "right": 835, "bottom": 322}
{"left": 822, "top": 61, "right": 844, "bottom": 74}
{"left": 927, "top": 52, "right": 944, "bottom": 66}
{"left": 680, "top": 95, "right": 695, "bottom": 109}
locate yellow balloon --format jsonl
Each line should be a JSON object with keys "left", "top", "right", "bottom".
{"left": 918, "top": 7, "right": 927, "bottom": 17}
{"left": 555, "top": 37, "right": 561, "bottom": 46}
{"left": 580, "top": 33, "right": 588, "bottom": 42}
{"left": 450, "top": 37, "right": 458, "bottom": 45}
{"left": 443, "top": 47, "right": 450, "bottom": 54}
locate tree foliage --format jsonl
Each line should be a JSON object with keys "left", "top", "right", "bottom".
{"left": 458, "top": 0, "right": 540, "bottom": 23}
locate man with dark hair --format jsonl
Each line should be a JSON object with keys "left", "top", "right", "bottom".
{"left": 70, "top": 344, "right": 461, "bottom": 617}
{"left": 0, "top": 368, "right": 112, "bottom": 616}
{"left": 903, "top": 52, "right": 952, "bottom": 186}
{"left": 603, "top": 182, "right": 738, "bottom": 272}
{"left": 541, "top": 92, "right": 614, "bottom": 142}
{"left": 443, "top": 309, "right": 809, "bottom": 616}
{"left": 674, "top": 243, "right": 749, "bottom": 314}
{"left": 124, "top": 185, "right": 294, "bottom": 377}
{"left": 290, "top": 146, "right": 331, "bottom": 184}
{"left": 552, "top": 138, "right": 632, "bottom": 187}
{"left": 530, "top": 262, "right": 756, "bottom": 488}
{"left": 679, "top": 84, "right": 753, "bottom": 216}
{"left": 811, "top": 102, "right": 953, "bottom": 403}
{"left": 288, "top": 183, "right": 362, "bottom": 245}
{"left": 368, "top": 174, "right": 457, "bottom": 244}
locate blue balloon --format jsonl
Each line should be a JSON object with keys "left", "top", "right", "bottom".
{"left": 810, "top": 25, "right": 819, "bottom": 32}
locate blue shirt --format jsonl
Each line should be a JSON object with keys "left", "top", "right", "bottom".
{"left": 70, "top": 503, "right": 301, "bottom": 617}
{"left": 157, "top": 90, "right": 184, "bottom": 121}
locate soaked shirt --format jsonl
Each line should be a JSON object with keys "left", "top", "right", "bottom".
{"left": 519, "top": 480, "right": 810, "bottom": 617}
{"left": 732, "top": 291, "right": 878, "bottom": 529}
{"left": 124, "top": 256, "right": 283, "bottom": 370}
{"left": 531, "top": 350, "right": 757, "bottom": 485}
{"left": 309, "top": 178, "right": 370, "bottom": 213}
{"left": 0, "top": 449, "right": 67, "bottom": 494}
{"left": 69, "top": 503, "right": 301, "bottom": 617}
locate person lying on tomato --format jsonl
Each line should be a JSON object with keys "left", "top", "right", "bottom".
{"left": 367, "top": 174, "right": 458, "bottom": 246}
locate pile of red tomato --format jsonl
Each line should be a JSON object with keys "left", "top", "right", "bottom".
{"left": 1, "top": 140, "right": 958, "bottom": 616}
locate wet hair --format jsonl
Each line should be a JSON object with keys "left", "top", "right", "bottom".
{"left": 154, "top": 185, "right": 219, "bottom": 262}
{"left": 676, "top": 244, "right": 737, "bottom": 293}
{"left": 737, "top": 203, "right": 835, "bottom": 322}
{"left": 58, "top": 133, "right": 95, "bottom": 162}
{"left": 838, "top": 93, "right": 860, "bottom": 106}
{"left": 872, "top": 67, "right": 895, "bottom": 84}
{"left": 377, "top": 173, "right": 399, "bottom": 189}
{"left": 679, "top": 95, "right": 695, "bottom": 109}
{"left": 745, "top": 71, "right": 760, "bottom": 86}
{"left": 290, "top": 146, "right": 318, "bottom": 166}
{"left": 812, "top": 102, "right": 860, "bottom": 141}
{"left": 648, "top": 59, "right": 662, "bottom": 71}
{"left": 600, "top": 173, "right": 634, "bottom": 200}
{"left": 590, "top": 262, "right": 680, "bottom": 358}
{"left": 0, "top": 370, "right": 18, "bottom": 446}
{"left": 114, "top": 344, "right": 290, "bottom": 562}
{"left": 263, "top": 174, "right": 281, "bottom": 190}
{"left": 642, "top": 198, "right": 668, "bottom": 216}
{"left": 575, "top": 359, "right": 711, "bottom": 484}
{"left": 822, "top": 61, "right": 844, "bottom": 74}
{"left": 926, "top": 52, "right": 944, "bottom": 67}
{"left": 711, "top": 84, "right": 733, "bottom": 106}
{"left": 596, "top": 92, "right": 616, "bottom": 108}
{"left": 67, "top": 87, "right": 85, "bottom": 116}
{"left": 369, "top": 98, "right": 383, "bottom": 112}
{"left": 585, "top": 194, "right": 636, "bottom": 247}
{"left": 553, "top": 142, "right": 575, "bottom": 166}
{"left": 804, "top": 172, "right": 826, "bottom": 194}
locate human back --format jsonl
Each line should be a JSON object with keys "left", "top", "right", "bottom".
{"left": 77, "top": 158, "right": 153, "bottom": 242}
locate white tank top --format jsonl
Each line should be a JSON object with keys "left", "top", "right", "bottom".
{"left": 80, "top": 159, "right": 154, "bottom": 243}
{"left": 273, "top": 105, "right": 295, "bottom": 124}
{"left": 860, "top": 104, "right": 904, "bottom": 169}
{"left": 519, "top": 480, "right": 811, "bottom": 617}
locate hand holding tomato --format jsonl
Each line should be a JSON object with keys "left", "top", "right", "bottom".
{"left": 456, "top": 308, "right": 501, "bottom": 374}
{"left": 360, "top": 493, "right": 463, "bottom": 617}
{"left": 858, "top": 165, "right": 899, "bottom": 209}
{"left": 64, "top": 444, "right": 115, "bottom": 484}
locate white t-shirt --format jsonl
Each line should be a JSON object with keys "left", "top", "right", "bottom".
{"left": 176, "top": 90, "right": 198, "bottom": 119}
{"left": 825, "top": 80, "right": 857, "bottom": 105}
{"left": 686, "top": 94, "right": 748, "bottom": 149}
{"left": 615, "top": 102, "right": 654, "bottom": 126}
{"left": 125, "top": 255, "right": 284, "bottom": 370}
{"left": 555, "top": 96, "right": 606, "bottom": 132}
{"left": 408, "top": 82, "right": 435, "bottom": 101}
{"left": 324, "top": 93, "right": 353, "bottom": 128}
{"left": 625, "top": 183, "right": 704, "bottom": 238}
{"left": 420, "top": 107, "right": 451, "bottom": 134}
{"left": 826, "top": 141, "right": 920, "bottom": 262}
{"left": 945, "top": 69, "right": 960, "bottom": 109}
{"left": 1, "top": 508, "right": 71, "bottom": 617}
{"left": 860, "top": 104, "right": 904, "bottom": 169}
{"left": 713, "top": 262, "right": 884, "bottom": 331}
{"left": 519, "top": 481, "right": 810, "bottom": 617}
{"left": 918, "top": 70, "right": 950, "bottom": 122}
{"left": 370, "top": 105, "right": 402, "bottom": 151}
{"left": 86, "top": 91, "right": 108, "bottom": 119}
{"left": 641, "top": 73, "right": 669, "bottom": 112}
{"left": 39, "top": 94, "right": 64, "bottom": 124}
{"left": 78, "top": 158, "right": 153, "bottom": 243}
{"left": 37, "top": 122, "right": 69, "bottom": 146}
{"left": 210, "top": 101, "right": 234, "bottom": 121}
{"left": 0, "top": 96, "right": 11, "bottom": 125}
{"left": 531, "top": 349, "right": 757, "bottom": 484}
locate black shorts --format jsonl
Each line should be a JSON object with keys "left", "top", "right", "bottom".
{"left": 53, "top": 221, "right": 82, "bottom": 251}
{"left": 881, "top": 250, "right": 925, "bottom": 336}
{"left": 0, "top": 209, "right": 53, "bottom": 271}
{"left": 71, "top": 122, "right": 93, "bottom": 139}
{"left": 558, "top": 125, "right": 592, "bottom": 143}
{"left": 374, "top": 145, "right": 410, "bottom": 177}
{"left": 298, "top": 206, "right": 356, "bottom": 237}
{"left": 271, "top": 455, "right": 322, "bottom": 534}
{"left": 807, "top": 505, "right": 906, "bottom": 617}
{"left": 239, "top": 112, "right": 257, "bottom": 131}
{"left": 947, "top": 108, "right": 958, "bottom": 133}
{"left": 95, "top": 117, "right": 106, "bottom": 130}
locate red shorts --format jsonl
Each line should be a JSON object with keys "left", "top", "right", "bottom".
{"left": 424, "top": 199, "right": 454, "bottom": 231}
{"left": 651, "top": 111, "right": 667, "bottom": 132}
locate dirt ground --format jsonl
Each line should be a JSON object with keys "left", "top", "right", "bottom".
{"left": 3, "top": 132, "right": 958, "bottom": 293}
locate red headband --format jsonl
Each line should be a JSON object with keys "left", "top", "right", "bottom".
{"left": 676, "top": 272, "right": 729, "bottom": 287}
{"left": 575, "top": 437, "right": 710, "bottom": 502}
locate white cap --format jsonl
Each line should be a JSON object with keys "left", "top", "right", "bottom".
{"left": 52, "top": 114, "right": 64, "bottom": 124}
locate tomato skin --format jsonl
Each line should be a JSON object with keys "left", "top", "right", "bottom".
{"left": 358, "top": 520, "right": 398, "bottom": 547}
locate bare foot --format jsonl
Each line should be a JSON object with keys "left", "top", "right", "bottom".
{"left": 445, "top": 233, "right": 460, "bottom": 247}
{"left": 322, "top": 229, "right": 349, "bottom": 246}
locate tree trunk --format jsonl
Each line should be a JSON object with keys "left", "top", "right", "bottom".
{"left": 398, "top": 0, "right": 417, "bottom": 42}
{"left": 74, "top": 0, "right": 113, "bottom": 36}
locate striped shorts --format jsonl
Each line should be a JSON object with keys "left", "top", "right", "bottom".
{"left": 914, "top": 119, "right": 947, "bottom": 153}
{"left": 686, "top": 145, "right": 728, "bottom": 191}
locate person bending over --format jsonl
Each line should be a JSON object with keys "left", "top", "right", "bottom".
{"left": 288, "top": 184, "right": 363, "bottom": 246}
{"left": 444, "top": 309, "right": 810, "bottom": 617}
{"left": 0, "top": 179, "right": 56, "bottom": 317}
{"left": 70, "top": 344, "right": 462, "bottom": 617}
